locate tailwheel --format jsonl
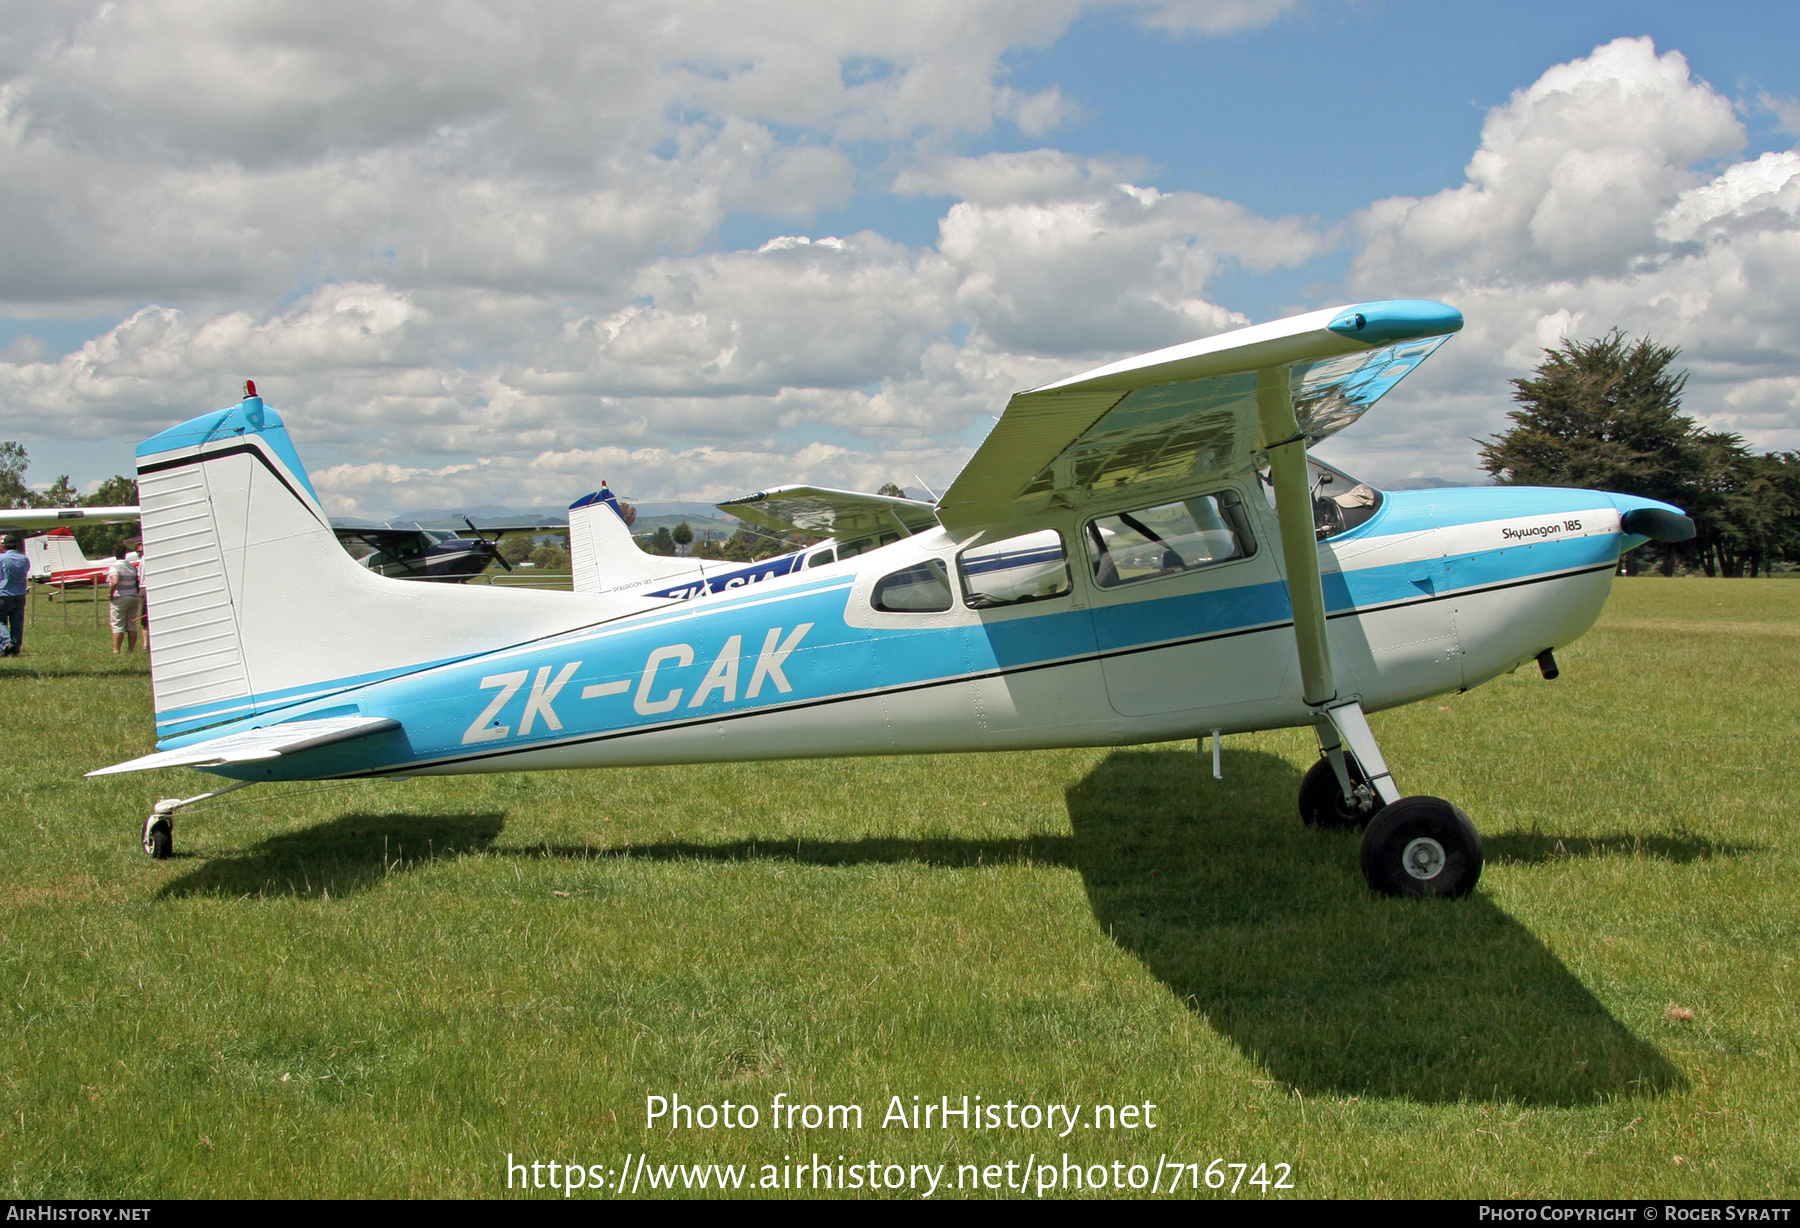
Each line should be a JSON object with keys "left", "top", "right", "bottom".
{"left": 1358, "top": 796, "right": 1481, "bottom": 898}
{"left": 142, "top": 814, "right": 173, "bottom": 860}
{"left": 1298, "top": 754, "right": 1381, "bottom": 830}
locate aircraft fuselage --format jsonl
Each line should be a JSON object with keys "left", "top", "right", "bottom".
{"left": 183, "top": 480, "right": 1643, "bottom": 784}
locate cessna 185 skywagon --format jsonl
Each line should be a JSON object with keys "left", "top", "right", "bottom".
{"left": 90, "top": 300, "right": 1693, "bottom": 897}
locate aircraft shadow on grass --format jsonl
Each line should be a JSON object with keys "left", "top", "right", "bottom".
{"left": 158, "top": 812, "right": 506, "bottom": 900}
{"left": 1064, "top": 749, "right": 1687, "bottom": 1106}
{"left": 156, "top": 753, "right": 1703, "bottom": 1105}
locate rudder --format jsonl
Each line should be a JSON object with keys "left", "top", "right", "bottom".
{"left": 568, "top": 483, "right": 706, "bottom": 596}
{"left": 137, "top": 392, "right": 599, "bottom": 739}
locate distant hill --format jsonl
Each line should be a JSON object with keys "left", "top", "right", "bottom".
{"left": 331, "top": 504, "right": 571, "bottom": 530}
{"left": 1382, "top": 476, "right": 1474, "bottom": 491}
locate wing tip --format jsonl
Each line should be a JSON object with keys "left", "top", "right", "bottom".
{"left": 1331, "top": 300, "right": 1463, "bottom": 346}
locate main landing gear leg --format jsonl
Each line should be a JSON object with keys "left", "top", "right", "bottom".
{"left": 1255, "top": 365, "right": 1481, "bottom": 897}
{"left": 1299, "top": 701, "right": 1394, "bottom": 830}
{"left": 141, "top": 780, "right": 254, "bottom": 859}
{"left": 1306, "top": 701, "right": 1480, "bottom": 898}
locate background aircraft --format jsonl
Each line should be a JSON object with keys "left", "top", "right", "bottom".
{"left": 87, "top": 300, "right": 1694, "bottom": 901}
{"left": 566, "top": 482, "right": 938, "bottom": 602}
{"left": 330, "top": 518, "right": 565, "bottom": 582}
{"left": 22, "top": 527, "right": 118, "bottom": 592}
{"left": 2, "top": 494, "right": 564, "bottom": 585}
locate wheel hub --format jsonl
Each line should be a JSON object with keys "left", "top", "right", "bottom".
{"left": 1401, "top": 836, "right": 1446, "bottom": 880}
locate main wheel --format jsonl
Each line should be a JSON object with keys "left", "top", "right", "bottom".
{"left": 143, "top": 818, "right": 172, "bottom": 860}
{"left": 1358, "top": 796, "right": 1481, "bottom": 898}
{"left": 1299, "top": 755, "right": 1380, "bottom": 829}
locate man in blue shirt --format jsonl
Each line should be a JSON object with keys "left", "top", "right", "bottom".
{"left": 0, "top": 534, "right": 28, "bottom": 656}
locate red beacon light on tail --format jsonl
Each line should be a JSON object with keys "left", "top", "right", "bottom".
{"left": 242, "top": 379, "right": 257, "bottom": 399}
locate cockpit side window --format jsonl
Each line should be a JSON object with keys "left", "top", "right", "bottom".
{"left": 1084, "top": 491, "right": 1256, "bottom": 589}
{"left": 871, "top": 559, "right": 953, "bottom": 613}
{"left": 959, "top": 530, "right": 1071, "bottom": 609}
{"left": 1258, "top": 458, "right": 1384, "bottom": 540}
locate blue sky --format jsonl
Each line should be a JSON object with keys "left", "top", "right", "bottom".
{"left": 734, "top": 0, "right": 1800, "bottom": 318}
{"left": 2, "top": 1, "right": 1798, "bottom": 512}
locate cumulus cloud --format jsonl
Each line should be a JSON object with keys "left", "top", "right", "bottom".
{"left": 0, "top": 2, "right": 1278, "bottom": 512}
{"left": 1136, "top": 0, "right": 1303, "bottom": 35}
{"left": 522, "top": 233, "right": 958, "bottom": 398}
{"left": 0, "top": 0, "right": 1104, "bottom": 312}
{"left": 8, "top": 12, "right": 1797, "bottom": 516}
{"left": 915, "top": 151, "right": 1328, "bottom": 356}
{"left": 1330, "top": 37, "right": 1800, "bottom": 482}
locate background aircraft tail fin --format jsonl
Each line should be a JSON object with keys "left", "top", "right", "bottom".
{"left": 135, "top": 392, "right": 594, "bottom": 740}
{"left": 568, "top": 484, "right": 706, "bottom": 596}
{"left": 25, "top": 529, "right": 93, "bottom": 576}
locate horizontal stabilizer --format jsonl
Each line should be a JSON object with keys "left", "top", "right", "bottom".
{"left": 86, "top": 716, "right": 399, "bottom": 777}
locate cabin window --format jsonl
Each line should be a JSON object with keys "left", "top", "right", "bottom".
{"left": 959, "top": 530, "right": 1071, "bottom": 609}
{"left": 1085, "top": 491, "right": 1255, "bottom": 589}
{"left": 807, "top": 547, "right": 835, "bottom": 568}
{"left": 872, "top": 559, "right": 953, "bottom": 613}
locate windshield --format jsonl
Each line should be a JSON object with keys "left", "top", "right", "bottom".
{"left": 1258, "top": 459, "right": 1383, "bottom": 540}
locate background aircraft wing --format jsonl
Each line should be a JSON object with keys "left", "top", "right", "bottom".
{"left": 933, "top": 300, "right": 1462, "bottom": 530}
{"left": 447, "top": 517, "right": 569, "bottom": 536}
{"left": 333, "top": 527, "right": 432, "bottom": 552}
{"left": 86, "top": 716, "right": 400, "bottom": 776}
{"left": 717, "top": 486, "right": 939, "bottom": 539}
{"left": 0, "top": 505, "right": 140, "bottom": 530}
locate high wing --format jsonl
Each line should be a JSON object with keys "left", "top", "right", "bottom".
{"left": 716, "top": 486, "right": 939, "bottom": 540}
{"left": 86, "top": 716, "right": 399, "bottom": 776}
{"left": 934, "top": 300, "right": 1462, "bottom": 530}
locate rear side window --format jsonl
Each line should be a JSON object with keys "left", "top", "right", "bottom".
{"left": 1086, "top": 491, "right": 1255, "bottom": 589}
{"left": 872, "top": 559, "right": 953, "bottom": 613}
{"left": 959, "top": 530, "right": 1071, "bottom": 609}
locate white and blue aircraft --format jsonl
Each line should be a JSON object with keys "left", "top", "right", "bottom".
{"left": 89, "top": 300, "right": 1694, "bottom": 898}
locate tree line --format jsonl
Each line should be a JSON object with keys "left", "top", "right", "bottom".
{"left": 1479, "top": 331, "right": 1800, "bottom": 577}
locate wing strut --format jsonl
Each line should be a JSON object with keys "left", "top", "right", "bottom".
{"left": 1255, "top": 367, "right": 1401, "bottom": 807}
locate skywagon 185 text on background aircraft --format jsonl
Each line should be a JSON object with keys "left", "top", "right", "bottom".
{"left": 89, "top": 300, "right": 1694, "bottom": 897}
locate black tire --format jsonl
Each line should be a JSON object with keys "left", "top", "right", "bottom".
{"left": 145, "top": 820, "right": 172, "bottom": 860}
{"left": 1358, "top": 796, "right": 1481, "bottom": 898}
{"left": 1299, "top": 755, "right": 1380, "bottom": 830}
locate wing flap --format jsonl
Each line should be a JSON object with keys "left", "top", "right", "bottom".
{"left": 86, "top": 716, "right": 400, "bottom": 777}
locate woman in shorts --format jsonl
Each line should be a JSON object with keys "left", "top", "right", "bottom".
{"left": 108, "top": 548, "right": 143, "bottom": 653}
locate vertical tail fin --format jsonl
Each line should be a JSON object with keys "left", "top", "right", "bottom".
{"left": 25, "top": 530, "right": 93, "bottom": 577}
{"left": 137, "top": 392, "right": 594, "bottom": 738}
{"left": 567, "top": 484, "right": 706, "bottom": 596}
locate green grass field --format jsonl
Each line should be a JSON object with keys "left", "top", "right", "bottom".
{"left": 0, "top": 578, "right": 1794, "bottom": 1199}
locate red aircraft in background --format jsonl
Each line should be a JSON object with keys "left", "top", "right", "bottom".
{"left": 24, "top": 527, "right": 118, "bottom": 594}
